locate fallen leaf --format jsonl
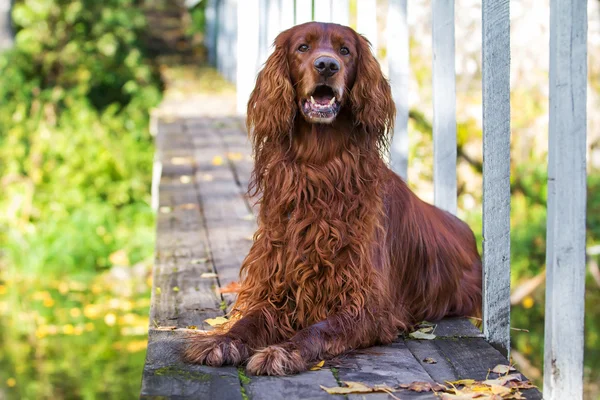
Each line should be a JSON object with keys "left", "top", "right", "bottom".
{"left": 212, "top": 155, "right": 224, "bottom": 166}
{"left": 423, "top": 357, "right": 437, "bottom": 364}
{"left": 217, "top": 281, "right": 242, "bottom": 294}
{"left": 191, "top": 258, "right": 209, "bottom": 264}
{"left": 491, "top": 365, "right": 516, "bottom": 374}
{"left": 172, "top": 286, "right": 180, "bottom": 292}
{"left": 483, "top": 374, "right": 521, "bottom": 386}
{"left": 186, "top": 325, "right": 198, "bottom": 330}
{"left": 201, "top": 272, "right": 218, "bottom": 278}
{"left": 507, "top": 381, "right": 537, "bottom": 390}
{"left": 320, "top": 381, "right": 395, "bottom": 395}
{"left": 204, "top": 317, "right": 229, "bottom": 327}
{"left": 398, "top": 381, "right": 446, "bottom": 392}
{"left": 155, "top": 326, "right": 177, "bottom": 331}
{"left": 447, "top": 379, "right": 476, "bottom": 386}
{"left": 418, "top": 326, "right": 435, "bottom": 333}
{"left": 409, "top": 330, "right": 437, "bottom": 340}
{"left": 310, "top": 360, "right": 325, "bottom": 371}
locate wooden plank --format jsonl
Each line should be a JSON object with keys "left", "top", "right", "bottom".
{"left": 236, "top": 0, "right": 260, "bottom": 114}
{"left": 544, "top": 0, "right": 587, "bottom": 398}
{"left": 387, "top": 0, "right": 409, "bottom": 180}
{"left": 432, "top": 318, "right": 483, "bottom": 338}
{"left": 141, "top": 330, "right": 243, "bottom": 399}
{"left": 295, "top": 0, "right": 313, "bottom": 24}
{"left": 432, "top": 0, "right": 457, "bottom": 215}
{"left": 331, "top": 0, "right": 350, "bottom": 26}
{"left": 336, "top": 340, "right": 434, "bottom": 399}
{"left": 405, "top": 340, "right": 459, "bottom": 383}
{"left": 481, "top": 0, "right": 511, "bottom": 358}
{"left": 435, "top": 338, "right": 543, "bottom": 400}
{"left": 244, "top": 369, "right": 339, "bottom": 400}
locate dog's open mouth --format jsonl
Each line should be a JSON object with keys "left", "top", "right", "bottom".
{"left": 300, "top": 85, "right": 341, "bottom": 123}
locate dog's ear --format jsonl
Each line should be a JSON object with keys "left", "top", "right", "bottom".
{"left": 247, "top": 32, "right": 296, "bottom": 146}
{"left": 350, "top": 34, "right": 396, "bottom": 144}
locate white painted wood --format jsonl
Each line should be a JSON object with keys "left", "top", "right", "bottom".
{"left": 223, "top": 0, "right": 238, "bottom": 82}
{"left": 295, "top": 0, "right": 313, "bottom": 24}
{"left": 0, "top": 0, "right": 12, "bottom": 50}
{"left": 266, "top": 0, "right": 281, "bottom": 49}
{"left": 216, "top": 0, "right": 226, "bottom": 75}
{"left": 356, "top": 0, "right": 378, "bottom": 54}
{"left": 481, "top": 0, "right": 511, "bottom": 358}
{"left": 432, "top": 0, "right": 457, "bottom": 215}
{"left": 280, "top": 0, "right": 296, "bottom": 30}
{"left": 205, "top": 0, "right": 218, "bottom": 66}
{"left": 236, "top": 0, "right": 261, "bottom": 114}
{"left": 387, "top": 0, "right": 409, "bottom": 180}
{"left": 258, "top": 0, "right": 271, "bottom": 66}
{"left": 544, "top": 0, "right": 588, "bottom": 398}
{"left": 314, "top": 0, "right": 333, "bottom": 22}
{"left": 331, "top": 0, "right": 350, "bottom": 26}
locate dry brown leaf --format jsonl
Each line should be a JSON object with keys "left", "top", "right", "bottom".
{"left": 507, "top": 381, "right": 537, "bottom": 390}
{"left": 423, "top": 357, "right": 437, "bottom": 364}
{"left": 409, "top": 330, "right": 437, "bottom": 340}
{"left": 399, "top": 381, "right": 446, "bottom": 392}
{"left": 310, "top": 360, "right": 325, "bottom": 371}
{"left": 217, "top": 281, "right": 242, "bottom": 294}
{"left": 491, "top": 364, "right": 516, "bottom": 374}
{"left": 320, "top": 381, "right": 395, "bottom": 395}
{"left": 204, "top": 317, "right": 229, "bottom": 327}
{"left": 483, "top": 374, "right": 522, "bottom": 386}
{"left": 447, "top": 379, "right": 477, "bottom": 386}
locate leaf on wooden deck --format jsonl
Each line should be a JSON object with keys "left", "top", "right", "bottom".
{"left": 200, "top": 272, "right": 218, "bottom": 278}
{"left": 398, "top": 381, "right": 447, "bottom": 392}
{"left": 442, "top": 374, "right": 534, "bottom": 400}
{"left": 310, "top": 360, "right": 325, "bottom": 371}
{"left": 204, "top": 316, "right": 229, "bottom": 327}
{"left": 491, "top": 364, "right": 516, "bottom": 374}
{"left": 212, "top": 155, "right": 224, "bottom": 166}
{"left": 482, "top": 374, "right": 522, "bottom": 387}
{"left": 423, "top": 357, "right": 437, "bottom": 364}
{"left": 217, "top": 281, "right": 241, "bottom": 294}
{"left": 320, "top": 381, "right": 396, "bottom": 395}
{"left": 191, "top": 258, "right": 209, "bottom": 264}
{"left": 409, "top": 330, "right": 436, "bottom": 340}
{"left": 156, "top": 326, "right": 177, "bottom": 331}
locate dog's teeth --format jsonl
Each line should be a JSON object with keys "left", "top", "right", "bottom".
{"left": 329, "top": 97, "right": 336, "bottom": 105}
{"left": 310, "top": 96, "right": 315, "bottom": 104}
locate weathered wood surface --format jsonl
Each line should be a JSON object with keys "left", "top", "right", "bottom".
{"left": 141, "top": 116, "right": 542, "bottom": 399}
{"left": 481, "top": 0, "right": 511, "bottom": 358}
{"left": 544, "top": 0, "right": 587, "bottom": 399}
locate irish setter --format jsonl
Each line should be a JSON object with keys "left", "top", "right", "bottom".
{"left": 185, "top": 22, "right": 482, "bottom": 375}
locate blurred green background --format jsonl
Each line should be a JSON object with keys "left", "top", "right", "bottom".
{"left": 0, "top": 0, "right": 598, "bottom": 399}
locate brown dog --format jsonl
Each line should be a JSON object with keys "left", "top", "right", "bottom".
{"left": 184, "top": 22, "right": 482, "bottom": 376}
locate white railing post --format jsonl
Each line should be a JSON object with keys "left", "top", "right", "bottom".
{"left": 314, "top": 0, "right": 333, "bottom": 22}
{"left": 387, "top": 0, "right": 409, "bottom": 180}
{"left": 544, "top": 0, "right": 587, "bottom": 398}
{"left": 236, "top": 0, "right": 260, "bottom": 114}
{"left": 280, "top": 0, "right": 295, "bottom": 31}
{"left": 216, "top": 0, "right": 225, "bottom": 75}
{"left": 432, "top": 0, "right": 457, "bottom": 215}
{"left": 224, "top": 0, "right": 237, "bottom": 83}
{"left": 356, "top": 0, "right": 378, "bottom": 54}
{"left": 205, "top": 0, "right": 218, "bottom": 66}
{"left": 295, "top": 0, "right": 312, "bottom": 24}
{"left": 481, "top": 0, "right": 511, "bottom": 358}
{"left": 331, "top": 0, "right": 350, "bottom": 26}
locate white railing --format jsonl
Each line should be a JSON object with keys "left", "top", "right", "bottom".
{"left": 203, "top": 1, "right": 588, "bottom": 398}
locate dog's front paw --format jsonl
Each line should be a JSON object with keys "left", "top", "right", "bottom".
{"left": 246, "top": 344, "right": 307, "bottom": 375}
{"left": 183, "top": 334, "right": 251, "bottom": 367}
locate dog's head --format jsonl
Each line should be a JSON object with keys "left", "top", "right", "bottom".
{"left": 247, "top": 22, "right": 395, "bottom": 140}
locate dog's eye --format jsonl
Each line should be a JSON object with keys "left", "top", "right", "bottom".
{"left": 298, "top": 44, "right": 309, "bottom": 52}
{"left": 340, "top": 46, "right": 350, "bottom": 56}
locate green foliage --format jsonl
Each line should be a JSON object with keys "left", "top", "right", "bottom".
{"left": 0, "top": 0, "right": 162, "bottom": 277}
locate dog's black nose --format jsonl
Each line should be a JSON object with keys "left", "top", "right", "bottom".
{"left": 313, "top": 56, "right": 340, "bottom": 77}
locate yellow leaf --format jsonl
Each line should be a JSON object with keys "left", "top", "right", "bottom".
{"left": 320, "top": 382, "right": 374, "bottom": 395}
{"left": 172, "top": 286, "right": 180, "bottom": 292}
{"left": 409, "top": 330, "right": 436, "bottom": 340}
{"left": 446, "top": 379, "right": 476, "bottom": 386}
{"left": 204, "top": 317, "right": 229, "bottom": 327}
{"left": 310, "top": 360, "right": 325, "bottom": 371}
{"left": 212, "top": 155, "right": 224, "bottom": 166}
{"left": 491, "top": 364, "right": 516, "bottom": 374}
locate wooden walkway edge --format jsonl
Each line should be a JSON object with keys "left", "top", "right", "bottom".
{"left": 140, "top": 116, "right": 543, "bottom": 400}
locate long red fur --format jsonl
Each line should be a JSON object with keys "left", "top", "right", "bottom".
{"left": 184, "top": 22, "right": 482, "bottom": 375}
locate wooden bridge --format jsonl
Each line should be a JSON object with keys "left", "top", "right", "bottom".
{"left": 140, "top": 113, "right": 542, "bottom": 399}
{"left": 140, "top": 0, "right": 588, "bottom": 399}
